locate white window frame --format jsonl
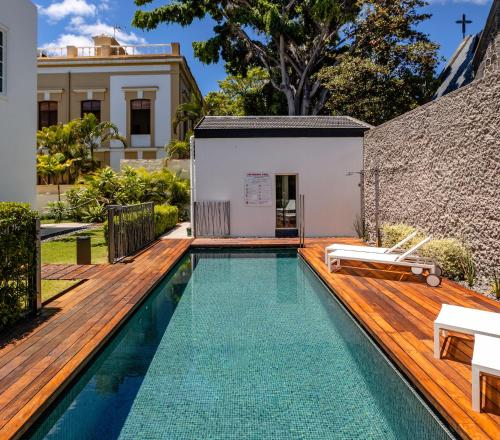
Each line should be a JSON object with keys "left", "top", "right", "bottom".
{"left": 0, "top": 25, "right": 6, "bottom": 97}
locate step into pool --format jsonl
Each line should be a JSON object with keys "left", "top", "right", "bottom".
{"left": 26, "top": 250, "right": 456, "bottom": 439}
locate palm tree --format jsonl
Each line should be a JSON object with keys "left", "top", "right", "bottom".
{"left": 73, "top": 114, "right": 126, "bottom": 170}
{"left": 37, "top": 123, "right": 87, "bottom": 180}
{"left": 172, "top": 93, "right": 205, "bottom": 135}
{"left": 37, "top": 153, "right": 76, "bottom": 201}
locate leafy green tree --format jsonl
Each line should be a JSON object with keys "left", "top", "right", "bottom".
{"left": 72, "top": 114, "right": 126, "bottom": 170}
{"left": 36, "top": 153, "right": 76, "bottom": 202}
{"left": 204, "top": 67, "right": 287, "bottom": 115}
{"left": 134, "top": 0, "right": 360, "bottom": 115}
{"left": 317, "top": 0, "right": 439, "bottom": 125}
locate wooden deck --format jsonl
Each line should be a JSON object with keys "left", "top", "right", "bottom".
{"left": 41, "top": 264, "right": 106, "bottom": 280}
{"left": 0, "top": 239, "right": 192, "bottom": 440}
{"left": 0, "top": 236, "right": 499, "bottom": 439}
{"left": 299, "top": 239, "right": 500, "bottom": 440}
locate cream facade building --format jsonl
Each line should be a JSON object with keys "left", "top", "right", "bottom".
{"left": 0, "top": 0, "right": 37, "bottom": 205}
{"left": 37, "top": 36, "right": 201, "bottom": 169}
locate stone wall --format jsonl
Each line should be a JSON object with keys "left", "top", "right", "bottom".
{"left": 476, "top": 0, "right": 500, "bottom": 79}
{"left": 363, "top": 71, "right": 500, "bottom": 289}
{"left": 120, "top": 159, "right": 190, "bottom": 179}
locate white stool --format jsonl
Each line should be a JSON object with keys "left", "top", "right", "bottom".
{"left": 471, "top": 334, "right": 500, "bottom": 412}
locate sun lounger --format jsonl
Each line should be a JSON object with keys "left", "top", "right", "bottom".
{"left": 472, "top": 334, "right": 500, "bottom": 411}
{"left": 326, "top": 237, "right": 442, "bottom": 286}
{"left": 433, "top": 304, "right": 500, "bottom": 358}
{"left": 324, "top": 231, "right": 418, "bottom": 264}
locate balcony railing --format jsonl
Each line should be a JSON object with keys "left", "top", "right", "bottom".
{"left": 37, "top": 43, "right": 175, "bottom": 59}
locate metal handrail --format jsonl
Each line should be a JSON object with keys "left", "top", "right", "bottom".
{"left": 37, "top": 43, "right": 173, "bottom": 58}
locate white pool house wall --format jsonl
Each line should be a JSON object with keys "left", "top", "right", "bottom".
{"left": 193, "top": 133, "right": 365, "bottom": 238}
{"left": 0, "top": 0, "right": 37, "bottom": 206}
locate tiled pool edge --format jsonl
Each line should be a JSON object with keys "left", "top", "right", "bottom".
{"left": 297, "top": 251, "right": 459, "bottom": 439}
{"left": 7, "top": 240, "right": 192, "bottom": 440}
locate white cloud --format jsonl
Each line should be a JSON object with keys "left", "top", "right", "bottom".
{"left": 41, "top": 16, "right": 147, "bottom": 51}
{"left": 67, "top": 18, "right": 147, "bottom": 45}
{"left": 39, "top": 0, "right": 96, "bottom": 22}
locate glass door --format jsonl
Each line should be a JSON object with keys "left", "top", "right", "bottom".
{"left": 275, "top": 175, "right": 298, "bottom": 237}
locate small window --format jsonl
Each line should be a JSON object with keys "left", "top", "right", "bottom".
{"left": 0, "top": 30, "right": 5, "bottom": 94}
{"left": 131, "top": 99, "right": 151, "bottom": 135}
{"left": 38, "top": 101, "right": 58, "bottom": 129}
{"left": 81, "top": 100, "right": 101, "bottom": 122}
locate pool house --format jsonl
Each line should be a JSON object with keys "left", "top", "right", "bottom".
{"left": 191, "top": 116, "right": 371, "bottom": 238}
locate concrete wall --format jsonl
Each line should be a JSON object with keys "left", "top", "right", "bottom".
{"left": 0, "top": 0, "right": 37, "bottom": 205}
{"left": 194, "top": 137, "right": 363, "bottom": 237}
{"left": 363, "top": 71, "right": 500, "bottom": 287}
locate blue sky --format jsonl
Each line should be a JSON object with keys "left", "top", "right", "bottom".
{"left": 36, "top": 0, "right": 493, "bottom": 95}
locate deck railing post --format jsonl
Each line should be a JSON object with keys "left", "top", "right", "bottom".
{"left": 107, "top": 205, "right": 116, "bottom": 264}
{"left": 35, "top": 218, "right": 42, "bottom": 313}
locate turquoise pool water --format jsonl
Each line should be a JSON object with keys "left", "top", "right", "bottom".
{"left": 27, "top": 250, "right": 455, "bottom": 439}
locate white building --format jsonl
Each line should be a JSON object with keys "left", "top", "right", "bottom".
{"left": 192, "top": 116, "right": 371, "bottom": 238}
{"left": 38, "top": 36, "right": 201, "bottom": 170}
{"left": 0, "top": 0, "right": 37, "bottom": 205}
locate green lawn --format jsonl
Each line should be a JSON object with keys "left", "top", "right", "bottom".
{"left": 41, "top": 227, "right": 108, "bottom": 265}
{"left": 42, "top": 279, "right": 81, "bottom": 303}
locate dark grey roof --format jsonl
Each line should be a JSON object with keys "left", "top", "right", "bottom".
{"left": 433, "top": 34, "right": 479, "bottom": 99}
{"left": 194, "top": 116, "right": 371, "bottom": 138}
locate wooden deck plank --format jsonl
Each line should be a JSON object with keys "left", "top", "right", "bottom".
{"left": 0, "top": 237, "right": 499, "bottom": 439}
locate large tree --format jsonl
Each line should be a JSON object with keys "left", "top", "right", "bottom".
{"left": 205, "top": 67, "right": 288, "bottom": 115}
{"left": 317, "top": 0, "right": 439, "bottom": 125}
{"left": 133, "top": 0, "right": 360, "bottom": 115}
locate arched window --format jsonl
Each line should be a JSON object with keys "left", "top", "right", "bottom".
{"left": 131, "top": 99, "right": 151, "bottom": 135}
{"left": 0, "top": 29, "right": 5, "bottom": 94}
{"left": 38, "top": 101, "right": 58, "bottom": 129}
{"left": 81, "top": 100, "right": 101, "bottom": 122}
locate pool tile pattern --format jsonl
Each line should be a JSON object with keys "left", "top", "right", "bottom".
{"left": 118, "top": 253, "right": 452, "bottom": 440}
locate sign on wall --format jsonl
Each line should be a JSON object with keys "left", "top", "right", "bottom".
{"left": 245, "top": 172, "right": 273, "bottom": 206}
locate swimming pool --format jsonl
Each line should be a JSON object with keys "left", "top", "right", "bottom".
{"left": 26, "top": 250, "right": 456, "bottom": 439}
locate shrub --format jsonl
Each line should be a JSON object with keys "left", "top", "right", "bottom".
{"left": 62, "top": 166, "right": 190, "bottom": 218}
{"left": 154, "top": 205, "right": 179, "bottom": 237}
{"left": 0, "top": 203, "right": 38, "bottom": 328}
{"left": 459, "top": 246, "right": 476, "bottom": 288}
{"left": 381, "top": 223, "right": 471, "bottom": 281}
{"left": 82, "top": 203, "right": 106, "bottom": 223}
{"left": 46, "top": 201, "right": 68, "bottom": 221}
{"left": 492, "top": 271, "right": 500, "bottom": 300}
{"left": 353, "top": 214, "right": 366, "bottom": 240}
{"left": 166, "top": 139, "right": 190, "bottom": 159}
{"left": 381, "top": 223, "right": 421, "bottom": 249}
{"left": 420, "top": 238, "right": 469, "bottom": 281}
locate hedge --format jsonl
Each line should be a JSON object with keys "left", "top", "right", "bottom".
{"left": 104, "top": 204, "right": 179, "bottom": 243}
{"left": 154, "top": 205, "right": 179, "bottom": 237}
{"left": 0, "top": 203, "right": 38, "bottom": 328}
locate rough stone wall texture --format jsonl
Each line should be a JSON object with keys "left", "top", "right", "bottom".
{"left": 476, "top": 0, "right": 500, "bottom": 79}
{"left": 363, "top": 72, "right": 500, "bottom": 289}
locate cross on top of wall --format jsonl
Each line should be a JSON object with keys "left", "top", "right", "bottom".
{"left": 456, "top": 14, "right": 472, "bottom": 40}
